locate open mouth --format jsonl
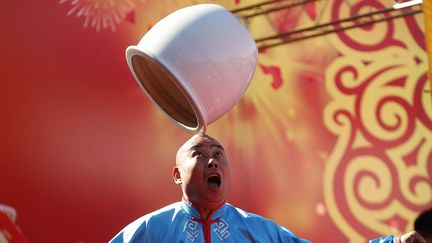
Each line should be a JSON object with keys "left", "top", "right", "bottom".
{"left": 207, "top": 173, "right": 221, "bottom": 190}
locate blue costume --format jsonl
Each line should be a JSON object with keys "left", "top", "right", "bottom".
{"left": 369, "top": 235, "right": 398, "bottom": 243}
{"left": 110, "top": 200, "right": 310, "bottom": 243}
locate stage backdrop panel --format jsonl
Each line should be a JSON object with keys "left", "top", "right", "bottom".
{"left": 0, "top": 0, "right": 430, "bottom": 242}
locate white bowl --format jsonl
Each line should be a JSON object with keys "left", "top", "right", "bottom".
{"left": 126, "top": 4, "right": 258, "bottom": 132}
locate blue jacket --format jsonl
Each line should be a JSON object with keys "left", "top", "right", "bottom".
{"left": 110, "top": 200, "right": 310, "bottom": 243}
{"left": 369, "top": 235, "right": 398, "bottom": 243}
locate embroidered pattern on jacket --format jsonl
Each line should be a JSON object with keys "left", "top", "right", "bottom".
{"left": 183, "top": 218, "right": 200, "bottom": 241}
{"left": 213, "top": 219, "right": 230, "bottom": 240}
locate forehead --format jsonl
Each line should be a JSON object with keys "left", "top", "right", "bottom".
{"left": 186, "top": 135, "right": 223, "bottom": 151}
{"left": 176, "top": 135, "right": 225, "bottom": 165}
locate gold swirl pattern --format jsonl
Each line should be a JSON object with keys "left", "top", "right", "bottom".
{"left": 323, "top": 0, "right": 432, "bottom": 241}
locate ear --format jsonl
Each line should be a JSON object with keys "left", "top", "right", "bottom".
{"left": 172, "top": 167, "right": 182, "bottom": 184}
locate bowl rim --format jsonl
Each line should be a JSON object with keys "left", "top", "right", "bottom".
{"left": 125, "top": 46, "right": 207, "bottom": 133}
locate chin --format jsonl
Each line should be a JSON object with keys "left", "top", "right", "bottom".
{"left": 206, "top": 192, "right": 227, "bottom": 203}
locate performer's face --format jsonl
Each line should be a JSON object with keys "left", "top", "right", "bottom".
{"left": 174, "top": 134, "right": 231, "bottom": 209}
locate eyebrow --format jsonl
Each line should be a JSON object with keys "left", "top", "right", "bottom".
{"left": 190, "top": 143, "right": 224, "bottom": 152}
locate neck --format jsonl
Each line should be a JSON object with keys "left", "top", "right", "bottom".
{"left": 182, "top": 196, "right": 224, "bottom": 220}
{"left": 199, "top": 208, "right": 212, "bottom": 220}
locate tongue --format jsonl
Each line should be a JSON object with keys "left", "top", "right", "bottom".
{"left": 207, "top": 177, "right": 220, "bottom": 189}
{"left": 208, "top": 181, "right": 219, "bottom": 189}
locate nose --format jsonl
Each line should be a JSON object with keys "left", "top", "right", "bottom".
{"left": 207, "top": 158, "right": 218, "bottom": 168}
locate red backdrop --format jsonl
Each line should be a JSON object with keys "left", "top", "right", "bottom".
{"left": 0, "top": 0, "right": 430, "bottom": 243}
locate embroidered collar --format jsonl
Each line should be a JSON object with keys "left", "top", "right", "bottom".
{"left": 181, "top": 197, "right": 227, "bottom": 220}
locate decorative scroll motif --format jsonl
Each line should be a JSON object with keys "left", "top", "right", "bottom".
{"left": 183, "top": 218, "right": 200, "bottom": 241}
{"left": 323, "top": 0, "right": 432, "bottom": 241}
{"left": 213, "top": 219, "right": 231, "bottom": 240}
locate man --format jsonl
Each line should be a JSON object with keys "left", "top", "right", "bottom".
{"left": 370, "top": 231, "right": 426, "bottom": 243}
{"left": 110, "top": 133, "right": 310, "bottom": 242}
{"left": 414, "top": 208, "right": 432, "bottom": 243}
{"left": 0, "top": 204, "right": 28, "bottom": 243}
{"left": 110, "top": 133, "right": 426, "bottom": 243}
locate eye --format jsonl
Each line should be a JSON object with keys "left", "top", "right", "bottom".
{"left": 213, "top": 151, "right": 223, "bottom": 158}
{"left": 192, "top": 151, "right": 204, "bottom": 158}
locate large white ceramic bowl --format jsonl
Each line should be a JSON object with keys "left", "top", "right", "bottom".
{"left": 126, "top": 4, "right": 258, "bottom": 133}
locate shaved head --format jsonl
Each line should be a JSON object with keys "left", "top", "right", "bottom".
{"left": 176, "top": 133, "right": 223, "bottom": 166}
{"left": 172, "top": 133, "right": 230, "bottom": 211}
